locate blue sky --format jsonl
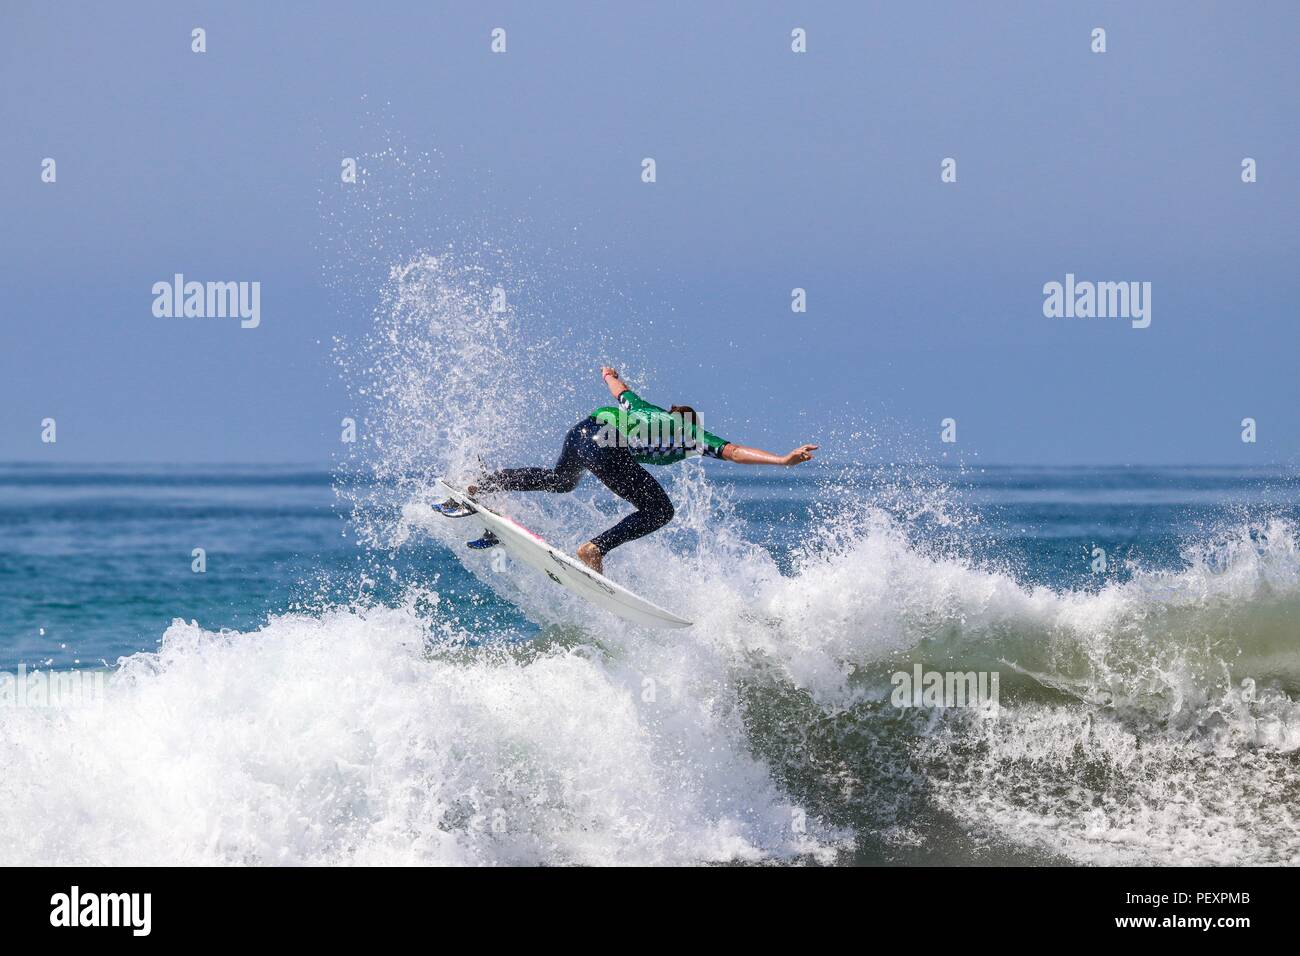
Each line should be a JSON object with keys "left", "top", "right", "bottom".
{"left": 2, "top": 1, "right": 1297, "bottom": 465}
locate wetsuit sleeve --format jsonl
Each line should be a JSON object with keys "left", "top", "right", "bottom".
{"left": 617, "top": 389, "right": 663, "bottom": 414}
{"left": 694, "top": 426, "right": 730, "bottom": 459}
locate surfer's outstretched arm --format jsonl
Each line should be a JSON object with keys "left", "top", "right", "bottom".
{"left": 722, "top": 443, "right": 818, "bottom": 466}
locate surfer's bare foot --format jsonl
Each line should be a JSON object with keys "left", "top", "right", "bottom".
{"left": 577, "top": 541, "right": 603, "bottom": 574}
{"left": 467, "top": 484, "right": 479, "bottom": 496}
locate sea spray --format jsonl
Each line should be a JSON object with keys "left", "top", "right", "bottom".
{"left": 331, "top": 245, "right": 1300, "bottom": 866}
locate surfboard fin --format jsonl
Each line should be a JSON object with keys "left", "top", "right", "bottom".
{"left": 433, "top": 499, "right": 474, "bottom": 518}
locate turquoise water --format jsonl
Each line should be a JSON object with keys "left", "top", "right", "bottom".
{"left": 0, "top": 463, "right": 501, "bottom": 668}
{"left": 5, "top": 463, "right": 1295, "bottom": 670}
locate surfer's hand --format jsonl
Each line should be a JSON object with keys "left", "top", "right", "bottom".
{"left": 601, "top": 367, "right": 628, "bottom": 399}
{"left": 783, "top": 444, "right": 818, "bottom": 466}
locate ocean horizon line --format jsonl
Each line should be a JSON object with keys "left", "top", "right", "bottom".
{"left": 0, "top": 459, "right": 1294, "bottom": 472}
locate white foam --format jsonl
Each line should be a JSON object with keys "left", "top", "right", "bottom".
{"left": 0, "top": 604, "right": 844, "bottom": 865}
{"left": 918, "top": 695, "right": 1300, "bottom": 865}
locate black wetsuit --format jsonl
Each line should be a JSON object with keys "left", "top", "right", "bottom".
{"left": 480, "top": 389, "right": 731, "bottom": 555}
{"left": 480, "top": 417, "right": 676, "bottom": 555}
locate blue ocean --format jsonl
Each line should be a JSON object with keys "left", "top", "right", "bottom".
{"left": 3, "top": 459, "right": 1298, "bottom": 865}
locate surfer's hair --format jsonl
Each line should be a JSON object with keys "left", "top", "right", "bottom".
{"left": 668, "top": 405, "right": 699, "bottom": 445}
{"left": 668, "top": 405, "right": 697, "bottom": 422}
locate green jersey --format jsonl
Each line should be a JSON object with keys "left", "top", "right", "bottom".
{"left": 592, "top": 390, "right": 730, "bottom": 466}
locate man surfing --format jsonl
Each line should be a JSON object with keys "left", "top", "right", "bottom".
{"left": 438, "top": 367, "right": 817, "bottom": 573}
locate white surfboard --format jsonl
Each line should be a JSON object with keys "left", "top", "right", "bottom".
{"left": 437, "top": 480, "right": 693, "bottom": 629}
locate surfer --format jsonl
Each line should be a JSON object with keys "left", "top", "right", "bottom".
{"left": 439, "top": 367, "right": 817, "bottom": 573}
